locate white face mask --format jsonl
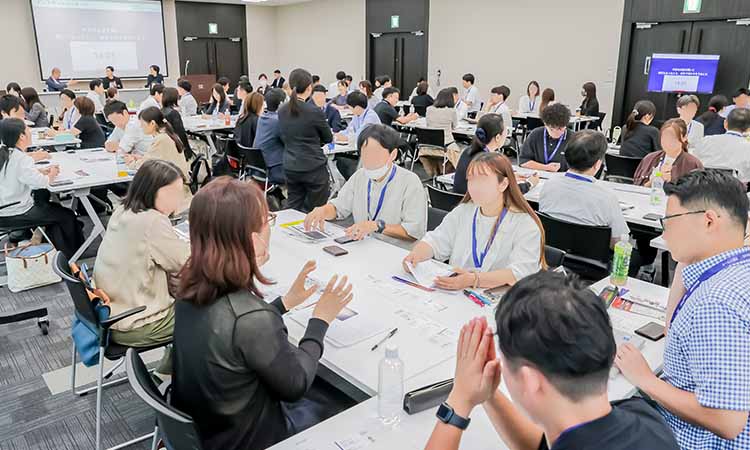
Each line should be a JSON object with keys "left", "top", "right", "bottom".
{"left": 364, "top": 163, "right": 391, "bottom": 180}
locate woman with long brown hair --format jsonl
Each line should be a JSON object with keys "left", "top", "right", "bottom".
{"left": 404, "top": 152, "right": 545, "bottom": 290}
{"left": 172, "top": 177, "right": 355, "bottom": 450}
{"left": 539, "top": 87, "right": 555, "bottom": 114}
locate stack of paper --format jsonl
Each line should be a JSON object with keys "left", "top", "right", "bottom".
{"left": 405, "top": 260, "right": 454, "bottom": 289}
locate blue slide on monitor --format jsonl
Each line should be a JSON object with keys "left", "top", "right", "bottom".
{"left": 647, "top": 54, "right": 720, "bottom": 94}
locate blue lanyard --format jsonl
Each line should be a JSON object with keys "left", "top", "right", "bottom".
{"left": 366, "top": 165, "right": 397, "bottom": 221}
{"left": 564, "top": 172, "right": 593, "bottom": 183}
{"left": 543, "top": 129, "right": 567, "bottom": 164}
{"left": 471, "top": 207, "right": 508, "bottom": 269}
{"left": 529, "top": 97, "right": 536, "bottom": 111}
{"left": 687, "top": 120, "right": 693, "bottom": 136}
{"left": 355, "top": 108, "right": 370, "bottom": 130}
{"left": 670, "top": 248, "right": 750, "bottom": 326}
{"left": 66, "top": 106, "right": 76, "bottom": 129}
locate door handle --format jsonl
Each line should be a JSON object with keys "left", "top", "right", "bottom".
{"left": 644, "top": 56, "right": 652, "bottom": 75}
{"left": 696, "top": 29, "right": 703, "bottom": 53}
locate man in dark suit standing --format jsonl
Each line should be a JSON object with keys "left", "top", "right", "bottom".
{"left": 270, "top": 69, "right": 286, "bottom": 89}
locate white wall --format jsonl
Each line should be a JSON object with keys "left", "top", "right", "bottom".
{"left": 428, "top": 0, "right": 625, "bottom": 125}
{"left": 245, "top": 5, "right": 279, "bottom": 82}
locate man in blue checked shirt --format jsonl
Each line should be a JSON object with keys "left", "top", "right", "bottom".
{"left": 335, "top": 91, "right": 381, "bottom": 147}
{"left": 616, "top": 169, "right": 750, "bottom": 449}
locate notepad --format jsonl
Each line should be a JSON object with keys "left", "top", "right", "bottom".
{"left": 405, "top": 260, "right": 454, "bottom": 288}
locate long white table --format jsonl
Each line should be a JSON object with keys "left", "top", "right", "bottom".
{"left": 39, "top": 88, "right": 150, "bottom": 113}
{"left": 268, "top": 255, "right": 668, "bottom": 450}
{"left": 395, "top": 117, "right": 478, "bottom": 138}
{"left": 42, "top": 148, "right": 133, "bottom": 263}
{"left": 29, "top": 128, "right": 81, "bottom": 149}
{"left": 182, "top": 115, "right": 238, "bottom": 157}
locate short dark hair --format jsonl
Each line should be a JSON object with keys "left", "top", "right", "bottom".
{"left": 726, "top": 107, "right": 750, "bottom": 132}
{"left": 541, "top": 103, "right": 571, "bottom": 128}
{"left": 357, "top": 123, "right": 400, "bottom": 152}
{"left": 238, "top": 81, "right": 254, "bottom": 94}
{"left": 462, "top": 73, "right": 475, "bottom": 84}
{"left": 433, "top": 88, "right": 455, "bottom": 108}
{"left": 89, "top": 79, "right": 102, "bottom": 90}
{"left": 382, "top": 87, "right": 400, "bottom": 99}
{"left": 664, "top": 169, "right": 750, "bottom": 230}
{"left": 496, "top": 271, "right": 615, "bottom": 401}
{"left": 103, "top": 100, "right": 128, "bottom": 118}
{"left": 73, "top": 96, "right": 95, "bottom": 116}
{"left": 150, "top": 64, "right": 160, "bottom": 73}
{"left": 312, "top": 75, "right": 320, "bottom": 83}
{"left": 344, "top": 75, "right": 353, "bottom": 82}
{"left": 336, "top": 71, "right": 346, "bottom": 81}
{"left": 564, "top": 130, "right": 607, "bottom": 171}
{"left": 416, "top": 81, "right": 429, "bottom": 96}
{"left": 312, "top": 84, "right": 328, "bottom": 94}
{"left": 106, "top": 65, "right": 114, "bottom": 72}
{"left": 59, "top": 89, "right": 76, "bottom": 101}
{"left": 264, "top": 88, "right": 286, "bottom": 112}
{"left": 217, "top": 77, "right": 230, "bottom": 87}
{"left": 5, "top": 82, "right": 21, "bottom": 94}
{"left": 346, "top": 91, "right": 368, "bottom": 109}
{"left": 177, "top": 79, "right": 192, "bottom": 92}
{"left": 162, "top": 87, "right": 179, "bottom": 109}
{"left": 150, "top": 84, "right": 165, "bottom": 96}
{"left": 734, "top": 88, "right": 750, "bottom": 98}
{"left": 122, "top": 159, "right": 185, "bottom": 214}
{"left": 0, "top": 95, "right": 21, "bottom": 116}
{"left": 490, "top": 85, "right": 510, "bottom": 100}
{"left": 273, "top": 69, "right": 281, "bottom": 74}
{"left": 376, "top": 75, "right": 391, "bottom": 85}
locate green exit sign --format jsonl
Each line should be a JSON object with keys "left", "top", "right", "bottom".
{"left": 683, "top": 0, "right": 701, "bottom": 14}
{"left": 390, "top": 15, "right": 400, "bottom": 29}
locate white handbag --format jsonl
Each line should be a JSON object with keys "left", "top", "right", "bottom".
{"left": 4, "top": 241, "right": 61, "bottom": 293}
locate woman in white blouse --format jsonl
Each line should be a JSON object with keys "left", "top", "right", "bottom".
{"left": 518, "top": 80, "right": 541, "bottom": 115}
{"left": 403, "top": 152, "right": 545, "bottom": 290}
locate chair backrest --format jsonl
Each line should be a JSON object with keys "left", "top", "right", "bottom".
{"left": 125, "top": 349, "right": 204, "bottom": 450}
{"left": 526, "top": 116, "right": 544, "bottom": 131}
{"left": 237, "top": 145, "right": 268, "bottom": 173}
{"left": 413, "top": 105, "right": 427, "bottom": 117}
{"left": 544, "top": 245, "right": 566, "bottom": 269}
{"left": 426, "top": 184, "right": 464, "bottom": 211}
{"left": 537, "top": 212, "right": 611, "bottom": 265}
{"left": 604, "top": 153, "right": 642, "bottom": 183}
{"left": 595, "top": 112, "right": 607, "bottom": 130}
{"left": 415, "top": 127, "right": 446, "bottom": 148}
{"left": 52, "top": 252, "right": 99, "bottom": 325}
{"left": 427, "top": 206, "right": 448, "bottom": 232}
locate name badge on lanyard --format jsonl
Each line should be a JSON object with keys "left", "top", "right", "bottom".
{"left": 472, "top": 207, "right": 508, "bottom": 269}
{"left": 670, "top": 249, "right": 750, "bottom": 326}
{"left": 367, "top": 165, "right": 397, "bottom": 221}
{"left": 543, "top": 129, "right": 566, "bottom": 164}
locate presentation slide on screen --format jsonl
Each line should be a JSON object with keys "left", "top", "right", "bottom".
{"left": 647, "top": 54, "right": 720, "bottom": 94}
{"left": 31, "top": 0, "right": 167, "bottom": 80}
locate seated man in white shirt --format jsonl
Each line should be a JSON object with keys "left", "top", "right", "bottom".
{"left": 693, "top": 108, "right": 750, "bottom": 184}
{"left": 676, "top": 94, "right": 704, "bottom": 149}
{"left": 449, "top": 87, "right": 469, "bottom": 120}
{"left": 86, "top": 79, "right": 105, "bottom": 114}
{"left": 328, "top": 70, "right": 347, "bottom": 96}
{"left": 481, "top": 85, "right": 513, "bottom": 135}
{"left": 373, "top": 75, "right": 392, "bottom": 101}
{"left": 539, "top": 129, "right": 630, "bottom": 248}
{"left": 461, "top": 73, "right": 481, "bottom": 113}
{"left": 138, "top": 84, "right": 164, "bottom": 113}
{"left": 304, "top": 124, "right": 427, "bottom": 241}
{"left": 177, "top": 79, "right": 198, "bottom": 117}
{"left": 103, "top": 100, "right": 153, "bottom": 155}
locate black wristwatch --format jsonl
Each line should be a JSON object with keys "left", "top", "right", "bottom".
{"left": 376, "top": 219, "right": 386, "bottom": 233}
{"left": 436, "top": 402, "right": 471, "bottom": 430}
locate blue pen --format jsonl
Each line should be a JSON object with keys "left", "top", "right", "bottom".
{"left": 468, "top": 289, "right": 492, "bottom": 306}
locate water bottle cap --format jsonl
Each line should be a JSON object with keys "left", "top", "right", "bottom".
{"left": 620, "top": 234, "right": 629, "bottom": 242}
{"left": 385, "top": 345, "right": 398, "bottom": 358}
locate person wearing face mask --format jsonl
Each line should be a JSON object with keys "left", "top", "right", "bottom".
{"left": 404, "top": 152, "right": 545, "bottom": 291}
{"left": 453, "top": 114, "right": 538, "bottom": 195}
{"left": 519, "top": 103, "right": 575, "bottom": 172}
{"left": 620, "top": 100, "right": 659, "bottom": 158}
{"left": 675, "top": 95, "right": 704, "bottom": 149}
{"left": 172, "top": 177, "right": 356, "bottom": 450}
{"left": 518, "top": 81, "right": 540, "bottom": 114}
{"left": 305, "top": 124, "right": 427, "bottom": 241}
{"left": 257, "top": 73, "right": 269, "bottom": 95}
{"left": 93, "top": 160, "right": 190, "bottom": 375}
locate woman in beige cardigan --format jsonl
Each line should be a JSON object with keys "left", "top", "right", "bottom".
{"left": 125, "top": 106, "right": 192, "bottom": 212}
{"left": 93, "top": 159, "right": 190, "bottom": 374}
{"left": 423, "top": 88, "right": 463, "bottom": 177}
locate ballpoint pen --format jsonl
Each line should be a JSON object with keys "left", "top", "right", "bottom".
{"left": 371, "top": 328, "right": 399, "bottom": 351}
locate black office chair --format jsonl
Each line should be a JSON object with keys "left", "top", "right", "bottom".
{"left": 236, "top": 143, "right": 279, "bottom": 194}
{"left": 604, "top": 153, "right": 643, "bottom": 184}
{"left": 538, "top": 212, "right": 612, "bottom": 281}
{"left": 126, "top": 349, "right": 205, "bottom": 450}
{"left": 544, "top": 245, "right": 566, "bottom": 269}
{"left": 427, "top": 207, "right": 449, "bottom": 232}
{"left": 526, "top": 117, "right": 544, "bottom": 132}
{"left": 426, "top": 184, "right": 464, "bottom": 211}
{"left": 53, "top": 252, "right": 168, "bottom": 450}
{"left": 594, "top": 112, "right": 607, "bottom": 131}
{"left": 413, "top": 127, "right": 450, "bottom": 173}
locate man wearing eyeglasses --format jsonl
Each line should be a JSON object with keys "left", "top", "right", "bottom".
{"left": 616, "top": 170, "right": 750, "bottom": 449}
{"left": 519, "top": 103, "right": 575, "bottom": 173}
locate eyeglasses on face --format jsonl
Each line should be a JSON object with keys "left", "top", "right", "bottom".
{"left": 659, "top": 210, "right": 706, "bottom": 229}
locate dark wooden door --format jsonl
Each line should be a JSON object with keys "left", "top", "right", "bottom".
{"left": 214, "top": 38, "right": 244, "bottom": 91}
{"left": 182, "top": 39, "right": 211, "bottom": 76}
{"left": 369, "top": 32, "right": 426, "bottom": 99}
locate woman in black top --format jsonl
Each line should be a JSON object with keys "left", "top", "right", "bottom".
{"left": 234, "top": 92, "right": 264, "bottom": 148}
{"left": 579, "top": 82, "right": 599, "bottom": 118}
{"left": 102, "top": 66, "right": 123, "bottom": 89}
{"left": 161, "top": 87, "right": 194, "bottom": 160}
{"left": 144, "top": 65, "right": 164, "bottom": 88}
{"left": 411, "top": 81, "right": 434, "bottom": 114}
{"left": 697, "top": 95, "right": 729, "bottom": 137}
{"left": 173, "top": 177, "right": 354, "bottom": 450}
{"left": 203, "top": 84, "right": 230, "bottom": 115}
{"left": 453, "top": 114, "right": 536, "bottom": 195}
{"left": 278, "top": 68, "right": 334, "bottom": 211}
{"left": 46, "top": 96, "right": 105, "bottom": 148}
{"left": 619, "top": 100, "right": 659, "bottom": 158}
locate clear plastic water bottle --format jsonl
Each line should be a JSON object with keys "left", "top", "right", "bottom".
{"left": 610, "top": 234, "right": 632, "bottom": 286}
{"left": 650, "top": 169, "right": 665, "bottom": 206}
{"left": 211, "top": 106, "right": 219, "bottom": 124}
{"left": 378, "top": 345, "right": 404, "bottom": 426}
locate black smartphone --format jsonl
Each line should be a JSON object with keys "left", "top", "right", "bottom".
{"left": 323, "top": 245, "right": 348, "bottom": 257}
{"left": 598, "top": 286, "right": 620, "bottom": 308}
{"left": 643, "top": 213, "right": 663, "bottom": 221}
{"left": 334, "top": 235, "right": 357, "bottom": 245}
{"left": 635, "top": 322, "right": 665, "bottom": 341}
